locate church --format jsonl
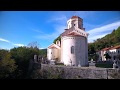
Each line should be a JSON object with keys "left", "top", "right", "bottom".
{"left": 47, "top": 15, "right": 89, "bottom": 67}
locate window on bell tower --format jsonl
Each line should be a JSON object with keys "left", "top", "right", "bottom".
{"left": 74, "top": 24, "right": 75, "bottom": 26}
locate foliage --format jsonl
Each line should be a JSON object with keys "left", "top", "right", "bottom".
{"left": 88, "top": 53, "right": 99, "bottom": 62}
{"left": 0, "top": 49, "right": 17, "bottom": 79}
{"left": 92, "top": 54, "right": 99, "bottom": 62}
{"left": 95, "top": 63, "right": 113, "bottom": 68}
{"left": 88, "top": 26, "right": 120, "bottom": 57}
{"left": 95, "top": 61, "right": 113, "bottom": 68}
{"left": 39, "top": 49, "right": 47, "bottom": 58}
{"left": 27, "top": 41, "right": 40, "bottom": 49}
{"left": 10, "top": 46, "right": 40, "bottom": 78}
{"left": 88, "top": 43, "right": 96, "bottom": 55}
{"left": 104, "top": 53, "right": 111, "bottom": 60}
{"left": 55, "top": 62, "right": 64, "bottom": 65}
{"left": 0, "top": 41, "right": 47, "bottom": 79}
{"left": 53, "top": 36, "right": 61, "bottom": 44}
{"left": 0, "top": 49, "right": 9, "bottom": 60}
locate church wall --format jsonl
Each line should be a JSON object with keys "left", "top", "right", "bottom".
{"left": 85, "top": 37, "right": 89, "bottom": 65}
{"left": 101, "top": 51, "right": 107, "bottom": 61}
{"left": 62, "top": 36, "right": 88, "bottom": 66}
{"left": 52, "top": 48, "right": 59, "bottom": 60}
{"left": 47, "top": 48, "right": 59, "bottom": 61}
{"left": 47, "top": 48, "right": 52, "bottom": 60}
{"left": 58, "top": 49, "right": 61, "bottom": 62}
{"left": 61, "top": 37, "right": 63, "bottom": 63}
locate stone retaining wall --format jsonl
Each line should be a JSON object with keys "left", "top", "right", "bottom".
{"left": 31, "top": 64, "right": 120, "bottom": 79}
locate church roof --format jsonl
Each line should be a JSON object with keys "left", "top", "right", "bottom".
{"left": 100, "top": 45, "right": 120, "bottom": 51}
{"left": 48, "top": 43, "right": 60, "bottom": 49}
{"left": 101, "top": 47, "right": 110, "bottom": 51}
{"left": 60, "top": 28, "right": 73, "bottom": 36}
{"left": 110, "top": 45, "right": 120, "bottom": 50}
{"left": 66, "top": 32, "right": 84, "bottom": 37}
{"left": 60, "top": 28, "right": 85, "bottom": 37}
{"left": 71, "top": 16, "right": 82, "bottom": 19}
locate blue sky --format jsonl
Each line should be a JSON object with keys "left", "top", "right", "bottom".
{"left": 0, "top": 11, "right": 120, "bottom": 50}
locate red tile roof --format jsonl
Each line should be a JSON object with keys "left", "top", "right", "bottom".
{"left": 71, "top": 16, "right": 79, "bottom": 19}
{"left": 48, "top": 46, "right": 58, "bottom": 49}
{"left": 71, "top": 16, "right": 82, "bottom": 19}
{"left": 101, "top": 47, "right": 110, "bottom": 51}
{"left": 110, "top": 45, "right": 120, "bottom": 50}
{"left": 48, "top": 44, "right": 60, "bottom": 49}
{"left": 60, "top": 29, "right": 73, "bottom": 36}
{"left": 66, "top": 32, "right": 83, "bottom": 36}
{"left": 100, "top": 45, "right": 120, "bottom": 51}
{"left": 60, "top": 28, "right": 84, "bottom": 37}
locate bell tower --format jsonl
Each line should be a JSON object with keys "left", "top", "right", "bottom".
{"left": 67, "top": 15, "right": 84, "bottom": 30}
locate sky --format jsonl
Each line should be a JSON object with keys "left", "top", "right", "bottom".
{"left": 0, "top": 11, "right": 120, "bottom": 50}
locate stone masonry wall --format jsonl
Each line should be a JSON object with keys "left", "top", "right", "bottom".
{"left": 31, "top": 64, "right": 120, "bottom": 79}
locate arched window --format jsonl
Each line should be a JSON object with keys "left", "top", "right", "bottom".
{"left": 71, "top": 46, "right": 74, "bottom": 54}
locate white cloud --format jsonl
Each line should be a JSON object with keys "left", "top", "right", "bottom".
{"left": 0, "top": 38, "right": 10, "bottom": 43}
{"left": 13, "top": 44, "right": 25, "bottom": 47}
{"left": 36, "top": 25, "right": 66, "bottom": 40}
{"left": 88, "top": 33, "right": 110, "bottom": 43}
{"left": 36, "top": 15, "right": 67, "bottom": 41}
{"left": 31, "top": 29, "right": 44, "bottom": 33}
{"left": 39, "top": 48, "right": 46, "bottom": 49}
{"left": 0, "top": 37, "right": 25, "bottom": 48}
{"left": 47, "top": 15, "right": 67, "bottom": 25}
{"left": 87, "top": 21, "right": 120, "bottom": 42}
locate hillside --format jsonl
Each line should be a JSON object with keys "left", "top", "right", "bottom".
{"left": 39, "top": 49, "right": 47, "bottom": 57}
{"left": 88, "top": 26, "right": 120, "bottom": 54}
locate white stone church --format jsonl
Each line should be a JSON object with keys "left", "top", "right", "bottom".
{"left": 47, "top": 16, "right": 89, "bottom": 67}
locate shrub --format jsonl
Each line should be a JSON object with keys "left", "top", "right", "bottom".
{"left": 95, "top": 61, "right": 113, "bottom": 68}
{"left": 55, "top": 63, "right": 64, "bottom": 65}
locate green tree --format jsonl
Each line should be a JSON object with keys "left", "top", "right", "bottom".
{"left": 88, "top": 26, "right": 120, "bottom": 54}
{"left": 10, "top": 46, "right": 40, "bottom": 79}
{"left": 0, "top": 50, "right": 17, "bottom": 79}
{"left": 0, "top": 49, "right": 9, "bottom": 60}
{"left": 92, "top": 54, "right": 99, "bottom": 62}
{"left": 104, "top": 53, "right": 111, "bottom": 61}
{"left": 53, "top": 36, "right": 61, "bottom": 44}
{"left": 88, "top": 43, "right": 96, "bottom": 54}
{"left": 39, "top": 49, "right": 47, "bottom": 58}
{"left": 27, "top": 41, "right": 40, "bottom": 49}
